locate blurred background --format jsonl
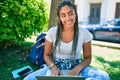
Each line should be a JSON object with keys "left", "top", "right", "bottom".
{"left": 0, "top": 0, "right": 120, "bottom": 80}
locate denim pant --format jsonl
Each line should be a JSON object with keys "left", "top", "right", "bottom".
{"left": 23, "top": 65, "right": 110, "bottom": 80}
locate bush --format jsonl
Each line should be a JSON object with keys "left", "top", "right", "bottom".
{"left": 0, "top": 0, "right": 48, "bottom": 46}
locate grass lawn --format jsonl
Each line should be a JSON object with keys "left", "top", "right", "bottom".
{"left": 0, "top": 40, "right": 120, "bottom": 80}
{"left": 91, "top": 45, "right": 120, "bottom": 80}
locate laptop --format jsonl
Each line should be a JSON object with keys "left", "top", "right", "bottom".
{"left": 36, "top": 76, "right": 85, "bottom": 80}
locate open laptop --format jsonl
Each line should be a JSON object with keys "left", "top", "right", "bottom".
{"left": 36, "top": 76, "right": 85, "bottom": 80}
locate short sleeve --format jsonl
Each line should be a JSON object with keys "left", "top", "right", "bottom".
{"left": 83, "top": 29, "right": 93, "bottom": 43}
{"left": 45, "top": 27, "right": 57, "bottom": 42}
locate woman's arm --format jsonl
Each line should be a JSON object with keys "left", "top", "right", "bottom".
{"left": 68, "top": 41, "right": 92, "bottom": 75}
{"left": 44, "top": 40, "right": 62, "bottom": 75}
{"left": 44, "top": 40, "right": 53, "bottom": 66}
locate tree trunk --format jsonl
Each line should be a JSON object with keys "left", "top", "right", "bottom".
{"left": 48, "top": 0, "right": 74, "bottom": 29}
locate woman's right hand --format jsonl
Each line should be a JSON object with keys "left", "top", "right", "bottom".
{"left": 51, "top": 65, "right": 62, "bottom": 75}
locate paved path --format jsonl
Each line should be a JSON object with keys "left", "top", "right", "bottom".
{"left": 92, "top": 40, "right": 120, "bottom": 49}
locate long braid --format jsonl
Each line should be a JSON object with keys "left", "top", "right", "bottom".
{"left": 54, "top": 0, "right": 79, "bottom": 60}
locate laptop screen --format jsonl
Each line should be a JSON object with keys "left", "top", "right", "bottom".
{"left": 36, "top": 76, "right": 85, "bottom": 80}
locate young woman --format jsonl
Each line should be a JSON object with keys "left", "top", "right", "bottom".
{"left": 24, "top": 0, "right": 110, "bottom": 80}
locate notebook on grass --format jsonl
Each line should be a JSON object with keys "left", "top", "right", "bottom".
{"left": 36, "top": 76, "right": 85, "bottom": 80}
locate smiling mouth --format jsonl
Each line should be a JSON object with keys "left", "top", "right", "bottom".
{"left": 66, "top": 20, "right": 73, "bottom": 24}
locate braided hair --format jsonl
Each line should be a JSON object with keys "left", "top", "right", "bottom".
{"left": 53, "top": 0, "right": 79, "bottom": 58}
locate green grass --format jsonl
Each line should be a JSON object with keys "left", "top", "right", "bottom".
{"left": 91, "top": 45, "right": 120, "bottom": 80}
{"left": 0, "top": 41, "right": 120, "bottom": 80}
{"left": 0, "top": 41, "right": 40, "bottom": 80}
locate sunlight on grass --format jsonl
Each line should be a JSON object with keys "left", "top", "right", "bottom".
{"left": 91, "top": 45, "right": 120, "bottom": 80}
{"left": 25, "top": 35, "right": 38, "bottom": 43}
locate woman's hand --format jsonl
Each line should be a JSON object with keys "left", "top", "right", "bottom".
{"left": 51, "top": 65, "right": 62, "bottom": 75}
{"left": 68, "top": 67, "right": 79, "bottom": 76}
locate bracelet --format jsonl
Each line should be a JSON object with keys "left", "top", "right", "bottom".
{"left": 49, "top": 63, "right": 55, "bottom": 68}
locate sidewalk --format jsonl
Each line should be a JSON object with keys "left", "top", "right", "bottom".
{"left": 92, "top": 40, "right": 120, "bottom": 49}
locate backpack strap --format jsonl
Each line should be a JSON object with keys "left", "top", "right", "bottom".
{"left": 36, "top": 35, "right": 45, "bottom": 48}
{"left": 36, "top": 36, "right": 45, "bottom": 42}
{"left": 36, "top": 42, "right": 45, "bottom": 48}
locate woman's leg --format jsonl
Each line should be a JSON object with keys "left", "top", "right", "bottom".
{"left": 23, "top": 66, "right": 50, "bottom": 80}
{"left": 79, "top": 66, "right": 110, "bottom": 80}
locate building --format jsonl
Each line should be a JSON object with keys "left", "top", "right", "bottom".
{"left": 75, "top": 0, "right": 120, "bottom": 25}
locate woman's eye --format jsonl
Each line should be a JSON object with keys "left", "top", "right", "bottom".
{"left": 69, "top": 12, "right": 73, "bottom": 16}
{"left": 60, "top": 15, "right": 66, "bottom": 18}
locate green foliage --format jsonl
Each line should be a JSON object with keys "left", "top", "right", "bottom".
{"left": 0, "top": 0, "right": 48, "bottom": 46}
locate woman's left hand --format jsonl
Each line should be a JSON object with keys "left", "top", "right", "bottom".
{"left": 68, "top": 68, "right": 79, "bottom": 76}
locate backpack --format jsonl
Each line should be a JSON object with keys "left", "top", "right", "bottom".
{"left": 27, "top": 33, "right": 46, "bottom": 66}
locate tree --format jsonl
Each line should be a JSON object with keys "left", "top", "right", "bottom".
{"left": 48, "top": 0, "right": 74, "bottom": 29}
{"left": 0, "top": 0, "right": 48, "bottom": 47}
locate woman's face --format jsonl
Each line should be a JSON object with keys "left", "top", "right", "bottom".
{"left": 59, "top": 5, "right": 76, "bottom": 29}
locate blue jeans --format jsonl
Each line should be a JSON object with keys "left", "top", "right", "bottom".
{"left": 23, "top": 65, "right": 110, "bottom": 80}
